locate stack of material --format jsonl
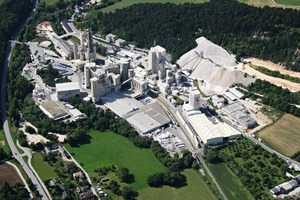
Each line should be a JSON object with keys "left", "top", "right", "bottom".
{"left": 177, "top": 37, "right": 255, "bottom": 94}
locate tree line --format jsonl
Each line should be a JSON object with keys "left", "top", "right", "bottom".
{"left": 76, "top": 0, "right": 300, "bottom": 70}
{"left": 0, "top": 0, "right": 34, "bottom": 118}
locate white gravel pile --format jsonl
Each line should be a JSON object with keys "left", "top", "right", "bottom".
{"left": 177, "top": 37, "right": 255, "bottom": 94}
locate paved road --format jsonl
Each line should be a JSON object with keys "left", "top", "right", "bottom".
{"left": 0, "top": 1, "right": 51, "bottom": 199}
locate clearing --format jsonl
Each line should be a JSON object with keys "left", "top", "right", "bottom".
{"left": 101, "top": 0, "right": 208, "bottom": 13}
{"left": 64, "top": 131, "right": 165, "bottom": 190}
{"left": 238, "top": 62, "right": 300, "bottom": 92}
{"left": 0, "top": 163, "right": 23, "bottom": 187}
{"left": 238, "top": 0, "right": 300, "bottom": 8}
{"left": 207, "top": 163, "right": 254, "bottom": 200}
{"left": 138, "top": 169, "right": 216, "bottom": 200}
{"left": 31, "top": 152, "right": 58, "bottom": 181}
{"left": 257, "top": 114, "right": 300, "bottom": 156}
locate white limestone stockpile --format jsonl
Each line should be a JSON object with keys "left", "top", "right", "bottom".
{"left": 177, "top": 37, "right": 255, "bottom": 94}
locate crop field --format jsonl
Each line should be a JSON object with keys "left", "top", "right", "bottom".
{"left": 31, "top": 153, "right": 58, "bottom": 181}
{"left": 138, "top": 169, "right": 216, "bottom": 200}
{"left": 101, "top": 0, "right": 208, "bottom": 13}
{"left": 207, "top": 163, "right": 253, "bottom": 200}
{"left": 257, "top": 114, "right": 300, "bottom": 156}
{"left": 64, "top": 131, "right": 165, "bottom": 190}
{"left": 0, "top": 163, "right": 23, "bottom": 187}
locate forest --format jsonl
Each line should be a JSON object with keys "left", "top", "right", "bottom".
{"left": 76, "top": 0, "right": 300, "bottom": 71}
{"left": 0, "top": 0, "right": 34, "bottom": 115}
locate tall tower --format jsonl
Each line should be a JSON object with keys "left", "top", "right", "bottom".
{"left": 148, "top": 45, "right": 166, "bottom": 75}
{"left": 189, "top": 88, "right": 201, "bottom": 110}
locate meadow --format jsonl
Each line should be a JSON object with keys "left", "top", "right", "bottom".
{"left": 101, "top": 0, "right": 208, "bottom": 13}
{"left": 31, "top": 152, "right": 58, "bottom": 181}
{"left": 257, "top": 114, "right": 300, "bottom": 156}
{"left": 64, "top": 131, "right": 165, "bottom": 190}
{"left": 207, "top": 163, "right": 254, "bottom": 200}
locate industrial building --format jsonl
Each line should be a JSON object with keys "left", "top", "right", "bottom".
{"left": 223, "top": 101, "right": 257, "bottom": 129}
{"left": 78, "top": 29, "right": 96, "bottom": 61}
{"left": 182, "top": 89, "right": 241, "bottom": 145}
{"left": 56, "top": 82, "right": 80, "bottom": 101}
{"left": 39, "top": 101, "right": 69, "bottom": 120}
{"left": 102, "top": 92, "right": 171, "bottom": 134}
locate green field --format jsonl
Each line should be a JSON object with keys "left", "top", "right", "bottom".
{"left": 101, "top": 0, "right": 208, "bottom": 13}
{"left": 275, "top": 0, "right": 300, "bottom": 6}
{"left": 31, "top": 153, "right": 58, "bottom": 181}
{"left": 0, "top": 130, "right": 10, "bottom": 154}
{"left": 139, "top": 169, "right": 216, "bottom": 200}
{"left": 43, "top": 0, "right": 59, "bottom": 6}
{"left": 65, "top": 131, "right": 165, "bottom": 190}
{"left": 207, "top": 163, "right": 254, "bottom": 200}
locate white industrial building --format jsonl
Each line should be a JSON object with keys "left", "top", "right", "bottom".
{"left": 56, "top": 82, "right": 80, "bottom": 101}
{"left": 39, "top": 101, "right": 69, "bottom": 120}
{"left": 182, "top": 89, "right": 241, "bottom": 145}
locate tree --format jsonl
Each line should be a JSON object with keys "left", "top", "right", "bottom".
{"left": 0, "top": 148, "right": 8, "bottom": 160}
{"left": 147, "top": 172, "right": 164, "bottom": 187}
{"left": 116, "top": 167, "right": 134, "bottom": 183}
{"left": 25, "top": 126, "right": 36, "bottom": 134}
{"left": 121, "top": 186, "right": 138, "bottom": 200}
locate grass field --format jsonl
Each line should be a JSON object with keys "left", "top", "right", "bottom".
{"left": 31, "top": 152, "right": 58, "bottom": 181}
{"left": 275, "top": 0, "right": 300, "bottom": 6}
{"left": 64, "top": 131, "right": 165, "bottom": 190}
{"left": 208, "top": 163, "right": 254, "bottom": 200}
{"left": 101, "top": 0, "right": 208, "bottom": 13}
{"left": 0, "top": 163, "right": 23, "bottom": 187}
{"left": 257, "top": 114, "right": 300, "bottom": 156}
{"left": 138, "top": 169, "right": 216, "bottom": 200}
{"left": 43, "top": 0, "right": 59, "bottom": 6}
{"left": 0, "top": 130, "right": 10, "bottom": 154}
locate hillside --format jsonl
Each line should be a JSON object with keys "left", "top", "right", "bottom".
{"left": 76, "top": 0, "right": 300, "bottom": 71}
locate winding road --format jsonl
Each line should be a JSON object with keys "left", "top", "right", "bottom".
{"left": 1, "top": 1, "right": 51, "bottom": 199}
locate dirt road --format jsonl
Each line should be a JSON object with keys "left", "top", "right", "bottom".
{"left": 243, "top": 58, "right": 300, "bottom": 78}
{"left": 238, "top": 63, "right": 300, "bottom": 92}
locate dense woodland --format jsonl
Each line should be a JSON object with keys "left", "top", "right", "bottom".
{"left": 245, "top": 80, "right": 300, "bottom": 117}
{"left": 0, "top": 0, "right": 34, "bottom": 116}
{"left": 77, "top": 0, "right": 300, "bottom": 70}
{"left": 0, "top": 182, "right": 30, "bottom": 199}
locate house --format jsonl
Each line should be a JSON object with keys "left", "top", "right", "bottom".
{"left": 79, "top": 190, "right": 94, "bottom": 200}
{"left": 73, "top": 171, "right": 85, "bottom": 180}
{"left": 44, "top": 143, "right": 61, "bottom": 155}
{"left": 50, "top": 178, "right": 59, "bottom": 186}
{"left": 64, "top": 162, "right": 76, "bottom": 171}
{"left": 62, "top": 191, "right": 70, "bottom": 199}
{"left": 280, "top": 182, "right": 294, "bottom": 194}
{"left": 294, "top": 174, "right": 300, "bottom": 184}
{"left": 269, "top": 187, "right": 280, "bottom": 196}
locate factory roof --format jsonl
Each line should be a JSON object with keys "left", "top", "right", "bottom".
{"left": 39, "top": 41, "right": 52, "bottom": 48}
{"left": 102, "top": 92, "right": 144, "bottom": 118}
{"left": 183, "top": 104, "right": 241, "bottom": 144}
{"left": 127, "top": 112, "right": 161, "bottom": 134}
{"left": 61, "top": 21, "right": 73, "bottom": 33}
{"left": 140, "top": 101, "right": 171, "bottom": 126}
{"left": 39, "top": 101, "right": 69, "bottom": 120}
{"left": 223, "top": 101, "right": 245, "bottom": 113}
{"left": 151, "top": 45, "right": 166, "bottom": 53}
{"left": 56, "top": 82, "right": 80, "bottom": 92}
{"left": 223, "top": 91, "right": 237, "bottom": 101}
{"left": 229, "top": 87, "right": 244, "bottom": 99}
{"left": 69, "top": 109, "right": 83, "bottom": 117}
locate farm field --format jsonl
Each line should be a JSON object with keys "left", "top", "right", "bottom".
{"left": 31, "top": 152, "right": 58, "bottom": 181}
{"left": 207, "top": 163, "right": 253, "bottom": 200}
{"left": 64, "top": 131, "right": 165, "bottom": 190}
{"left": 257, "top": 114, "right": 300, "bottom": 156}
{"left": 138, "top": 169, "right": 216, "bottom": 200}
{"left": 0, "top": 163, "right": 23, "bottom": 187}
{"left": 101, "top": 0, "right": 208, "bottom": 13}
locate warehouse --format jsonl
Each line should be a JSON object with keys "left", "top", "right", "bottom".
{"left": 223, "top": 101, "right": 257, "bottom": 129}
{"left": 183, "top": 104, "right": 241, "bottom": 145}
{"left": 39, "top": 101, "right": 69, "bottom": 120}
{"left": 56, "top": 82, "right": 80, "bottom": 101}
